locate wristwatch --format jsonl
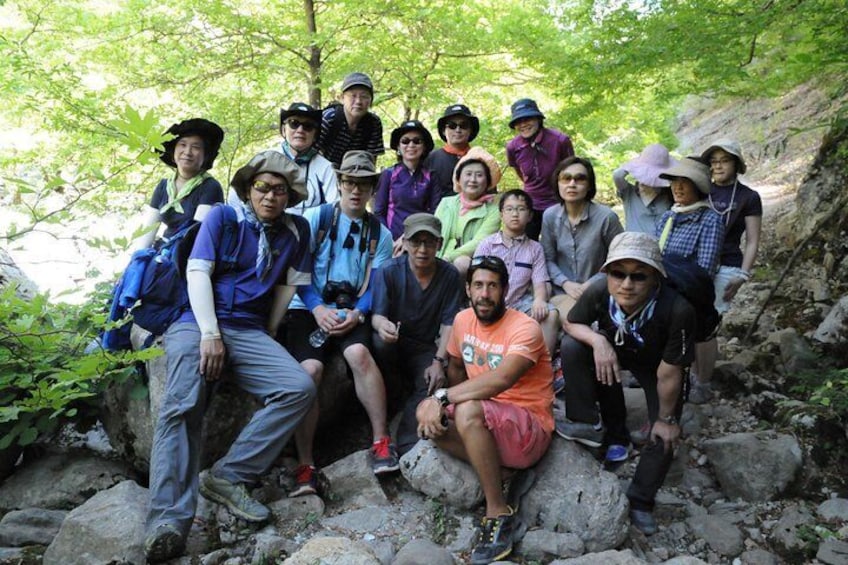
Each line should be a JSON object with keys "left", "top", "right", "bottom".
{"left": 434, "top": 355, "right": 448, "bottom": 370}
{"left": 659, "top": 415, "right": 679, "bottom": 426}
{"left": 357, "top": 312, "right": 366, "bottom": 324}
{"left": 433, "top": 388, "right": 450, "bottom": 408}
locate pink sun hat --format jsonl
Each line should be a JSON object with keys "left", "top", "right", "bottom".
{"left": 622, "top": 143, "right": 679, "bottom": 188}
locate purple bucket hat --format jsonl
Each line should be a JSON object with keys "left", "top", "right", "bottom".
{"left": 622, "top": 144, "right": 678, "bottom": 188}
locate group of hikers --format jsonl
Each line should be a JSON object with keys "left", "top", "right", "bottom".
{"left": 132, "top": 72, "right": 762, "bottom": 564}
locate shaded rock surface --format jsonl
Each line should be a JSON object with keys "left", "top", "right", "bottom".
{"left": 0, "top": 509, "right": 66, "bottom": 547}
{"left": 281, "top": 536, "right": 380, "bottom": 565}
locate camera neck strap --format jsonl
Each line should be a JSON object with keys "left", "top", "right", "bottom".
{"left": 321, "top": 203, "right": 378, "bottom": 298}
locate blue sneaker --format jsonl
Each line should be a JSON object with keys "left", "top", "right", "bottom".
{"left": 605, "top": 444, "right": 629, "bottom": 463}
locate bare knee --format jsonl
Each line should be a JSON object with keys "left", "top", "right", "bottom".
{"left": 301, "top": 360, "right": 324, "bottom": 386}
{"left": 343, "top": 343, "right": 377, "bottom": 376}
{"left": 453, "top": 400, "right": 485, "bottom": 432}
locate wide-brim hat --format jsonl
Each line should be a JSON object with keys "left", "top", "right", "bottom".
{"left": 700, "top": 139, "right": 747, "bottom": 175}
{"left": 403, "top": 213, "right": 442, "bottom": 239}
{"left": 508, "top": 98, "right": 545, "bottom": 129}
{"left": 341, "top": 72, "right": 374, "bottom": 96}
{"left": 452, "top": 147, "right": 503, "bottom": 193}
{"left": 436, "top": 104, "right": 480, "bottom": 143}
{"left": 334, "top": 150, "right": 381, "bottom": 178}
{"left": 159, "top": 118, "right": 225, "bottom": 170}
{"left": 623, "top": 143, "right": 679, "bottom": 188}
{"left": 279, "top": 102, "right": 322, "bottom": 130}
{"left": 231, "top": 150, "right": 306, "bottom": 207}
{"left": 390, "top": 120, "right": 435, "bottom": 159}
{"left": 601, "top": 232, "right": 667, "bottom": 278}
{"left": 659, "top": 157, "right": 712, "bottom": 195}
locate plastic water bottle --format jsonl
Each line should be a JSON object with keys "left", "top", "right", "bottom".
{"left": 308, "top": 310, "right": 346, "bottom": 348}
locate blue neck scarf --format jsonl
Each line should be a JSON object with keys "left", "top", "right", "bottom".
{"left": 240, "top": 201, "right": 284, "bottom": 281}
{"left": 608, "top": 287, "right": 659, "bottom": 347}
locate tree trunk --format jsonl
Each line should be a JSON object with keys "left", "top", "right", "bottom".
{"left": 304, "top": 0, "right": 322, "bottom": 108}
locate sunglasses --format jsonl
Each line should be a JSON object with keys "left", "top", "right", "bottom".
{"left": 343, "top": 221, "right": 361, "bottom": 249}
{"left": 400, "top": 137, "right": 423, "bottom": 145}
{"left": 607, "top": 269, "right": 650, "bottom": 283}
{"left": 286, "top": 119, "right": 317, "bottom": 132}
{"left": 251, "top": 180, "right": 289, "bottom": 197}
{"left": 559, "top": 173, "right": 589, "bottom": 183}
{"left": 471, "top": 255, "right": 506, "bottom": 269}
{"left": 445, "top": 121, "right": 469, "bottom": 130}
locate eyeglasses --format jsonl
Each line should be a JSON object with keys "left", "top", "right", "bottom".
{"left": 251, "top": 180, "right": 289, "bottom": 197}
{"left": 710, "top": 158, "right": 734, "bottom": 166}
{"left": 559, "top": 173, "right": 588, "bottom": 183}
{"left": 607, "top": 269, "right": 650, "bottom": 283}
{"left": 343, "top": 221, "right": 361, "bottom": 249}
{"left": 406, "top": 237, "right": 439, "bottom": 249}
{"left": 400, "top": 137, "right": 423, "bottom": 146}
{"left": 340, "top": 178, "right": 374, "bottom": 193}
{"left": 445, "top": 121, "right": 469, "bottom": 130}
{"left": 286, "top": 119, "right": 317, "bottom": 132}
{"left": 502, "top": 206, "right": 529, "bottom": 215}
{"left": 345, "top": 92, "right": 372, "bottom": 102}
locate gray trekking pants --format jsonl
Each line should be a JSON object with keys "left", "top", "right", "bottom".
{"left": 146, "top": 322, "right": 315, "bottom": 534}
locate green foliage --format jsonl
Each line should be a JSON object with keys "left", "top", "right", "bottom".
{"left": 0, "top": 283, "right": 151, "bottom": 449}
{"left": 791, "top": 367, "right": 848, "bottom": 416}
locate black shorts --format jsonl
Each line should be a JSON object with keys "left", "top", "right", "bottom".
{"left": 283, "top": 309, "right": 372, "bottom": 364}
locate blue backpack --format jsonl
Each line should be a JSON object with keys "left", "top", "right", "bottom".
{"left": 102, "top": 205, "right": 240, "bottom": 350}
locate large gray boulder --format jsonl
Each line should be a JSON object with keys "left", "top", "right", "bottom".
{"left": 400, "top": 440, "right": 484, "bottom": 509}
{"left": 42, "top": 480, "right": 147, "bottom": 565}
{"left": 703, "top": 432, "right": 802, "bottom": 501}
{"left": 0, "top": 508, "right": 67, "bottom": 547}
{"left": 813, "top": 295, "right": 848, "bottom": 344}
{"left": 521, "top": 438, "right": 629, "bottom": 552}
{"left": 0, "top": 450, "right": 135, "bottom": 511}
{"left": 100, "top": 326, "right": 354, "bottom": 474}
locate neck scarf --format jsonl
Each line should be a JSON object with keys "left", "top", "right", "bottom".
{"left": 282, "top": 141, "right": 318, "bottom": 165}
{"left": 240, "top": 201, "right": 283, "bottom": 281}
{"left": 160, "top": 172, "right": 210, "bottom": 215}
{"left": 658, "top": 200, "right": 710, "bottom": 251}
{"left": 459, "top": 192, "right": 495, "bottom": 216}
{"left": 608, "top": 287, "right": 659, "bottom": 347}
{"left": 443, "top": 144, "right": 470, "bottom": 157}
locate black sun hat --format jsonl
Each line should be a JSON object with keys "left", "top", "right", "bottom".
{"left": 279, "top": 102, "right": 322, "bottom": 131}
{"left": 389, "top": 120, "right": 435, "bottom": 159}
{"left": 436, "top": 104, "right": 480, "bottom": 143}
{"left": 158, "top": 118, "right": 224, "bottom": 170}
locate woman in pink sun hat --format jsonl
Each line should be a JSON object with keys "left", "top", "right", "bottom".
{"left": 613, "top": 143, "right": 677, "bottom": 234}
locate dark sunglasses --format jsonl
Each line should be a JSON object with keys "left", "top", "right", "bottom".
{"left": 471, "top": 255, "right": 506, "bottom": 269}
{"left": 400, "top": 137, "right": 423, "bottom": 145}
{"left": 445, "top": 121, "right": 469, "bottom": 130}
{"left": 559, "top": 173, "right": 588, "bottom": 183}
{"left": 286, "top": 119, "right": 317, "bottom": 132}
{"left": 343, "top": 221, "right": 361, "bottom": 249}
{"left": 608, "top": 269, "right": 650, "bottom": 283}
{"left": 251, "top": 180, "right": 289, "bottom": 197}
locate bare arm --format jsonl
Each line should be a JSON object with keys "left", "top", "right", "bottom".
{"left": 445, "top": 354, "right": 534, "bottom": 403}
{"left": 740, "top": 215, "right": 762, "bottom": 273}
{"left": 130, "top": 206, "right": 161, "bottom": 251}
{"left": 422, "top": 324, "right": 452, "bottom": 394}
{"left": 651, "top": 361, "right": 684, "bottom": 452}
{"left": 565, "top": 321, "right": 621, "bottom": 385}
{"left": 266, "top": 285, "right": 297, "bottom": 335}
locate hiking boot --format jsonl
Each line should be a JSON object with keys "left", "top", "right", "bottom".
{"left": 688, "top": 375, "right": 714, "bottom": 405}
{"left": 630, "top": 508, "right": 658, "bottom": 535}
{"left": 199, "top": 472, "right": 270, "bottom": 523}
{"left": 470, "top": 506, "right": 518, "bottom": 565}
{"left": 555, "top": 418, "right": 604, "bottom": 448}
{"left": 369, "top": 436, "right": 400, "bottom": 475}
{"left": 144, "top": 523, "right": 185, "bottom": 563}
{"left": 605, "top": 444, "right": 629, "bottom": 463}
{"left": 289, "top": 464, "right": 328, "bottom": 498}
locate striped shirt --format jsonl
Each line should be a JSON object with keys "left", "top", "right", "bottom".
{"left": 316, "top": 105, "right": 385, "bottom": 167}
{"left": 475, "top": 232, "right": 550, "bottom": 307}
{"left": 656, "top": 207, "right": 725, "bottom": 274}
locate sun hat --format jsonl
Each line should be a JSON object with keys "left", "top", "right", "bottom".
{"left": 389, "top": 120, "right": 435, "bottom": 159}
{"left": 279, "top": 102, "right": 322, "bottom": 131}
{"left": 159, "top": 118, "right": 224, "bottom": 170}
{"left": 334, "top": 150, "right": 381, "bottom": 178}
{"left": 452, "top": 147, "right": 503, "bottom": 193}
{"left": 622, "top": 144, "right": 679, "bottom": 187}
{"left": 436, "top": 104, "right": 480, "bottom": 143}
{"left": 601, "top": 232, "right": 667, "bottom": 278}
{"left": 508, "top": 99, "right": 545, "bottom": 129}
{"left": 403, "top": 213, "right": 442, "bottom": 239}
{"left": 659, "top": 157, "right": 712, "bottom": 195}
{"left": 700, "top": 139, "right": 747, "bottom": 174}
{"left": 231, "top": 150, "right": 305, "bottom": 207}
{"left": 341, "top": 72, "right": 374, "bottom": 96}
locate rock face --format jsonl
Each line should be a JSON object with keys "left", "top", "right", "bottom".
{"left": 0, "top": 508, "right": 67, "bottom": 546}
{"left": 399, "top": 440, "right": 484, "bottom": 509}
{"left": 521, "top": 438, "right": 629, "bottom": 552}
{"left": 0, "top": 450, "right": 135, "bottom": 511}
{"left": 42, "top": 480, "right": 147, "bottom": 565}
{"left": 813, "top": 294, "right": 848, "bottom": 344}
{"left": 702, "top": 432, "right": 802, "bottom": 501}
{"left": 0, "top": 247, "right": 38, "bottom": 298}
{"left": 100, "top": 326, "right": 354, "bottom": 474}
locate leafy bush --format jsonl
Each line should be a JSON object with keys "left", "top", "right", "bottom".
{"left": 0, "top": 283, "right": 154, "bottom": 449}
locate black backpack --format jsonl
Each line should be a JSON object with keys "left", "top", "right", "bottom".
{"left": 661, "top": 254, "right": 720, "bottom": 342}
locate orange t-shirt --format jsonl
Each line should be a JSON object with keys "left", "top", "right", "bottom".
{"left": 448, "top": 308, "right": 554, "bottom": 432}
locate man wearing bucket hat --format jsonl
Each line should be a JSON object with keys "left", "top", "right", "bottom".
{"left": 145, "top": 151, "right": 316, "bottom": 562}
{"left": 283, "top": 150, "right": 396, "bottom": 496}
{"left": 505, "top": 98, "right": 574, "bottom": 240}
{"left": 371, "top": 213, "right": 463, "bottom": 455}
{"left": 424, "top": 103, "right": 481, "bottom": 198}
{"left": 316, "top": 72, "right": 385, "bottom": 167}
{"left": 691, "top": 139, "right": 762, "bottom": 404}
{"left": 613, "top": 143, "right": 677, "bottom": 234}
{"left": 555, "top": 232, "right": 696, "bottom": 535}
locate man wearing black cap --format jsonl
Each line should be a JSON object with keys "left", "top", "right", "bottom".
{"left": 424, "top": 103, "right": 480, "bottom": 198}
{"left": 316, "top": 72, "right": 385, "bottom": 167}
{"left": 505, "top": 98, "right": 574, "bottom": 240}
{"left": 371, "top": 213, "right": 463, "bottom": 455}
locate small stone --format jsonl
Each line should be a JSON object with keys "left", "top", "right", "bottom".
{"left": 817, "top": 539, "right": 848, "bottom": 565}
{"left": 818, "top": 498, "right": 848, "bottom": 522}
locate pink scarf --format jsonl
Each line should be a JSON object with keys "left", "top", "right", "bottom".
{"left": 459, "top": 192, "right": 494, "bottom": 215}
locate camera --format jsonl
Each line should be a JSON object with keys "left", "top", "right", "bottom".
{"left": 322, "top": 281, "right": 357, "bottom": 310}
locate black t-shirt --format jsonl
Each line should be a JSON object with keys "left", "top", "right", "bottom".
{"left": 709, "top": 180, "right": 762, "bottom": 267}
{"left": 149, "top": 176, "right": 224, "bottom": 238}
{"left": 568, "top": 276, "right": 696, "bottom": 372}
{"left": 423, "top": 148, "right": 462, "bottom": 199}
{"left": 372, "top": 255, "right": 462, "bottom": 346}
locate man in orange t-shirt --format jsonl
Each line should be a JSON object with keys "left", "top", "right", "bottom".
{"left": 416, "top": 255, "right": 553, "bottom": 565}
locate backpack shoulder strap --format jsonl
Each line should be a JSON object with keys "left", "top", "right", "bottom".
{"left": 217, "top": 204, "right": 240, "bottom": 272}
{"left": 356, "top": 213, "right": 384, "bottom": 298}
{"left": 315, "top": 203, "right": 339, "bottom": 248}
